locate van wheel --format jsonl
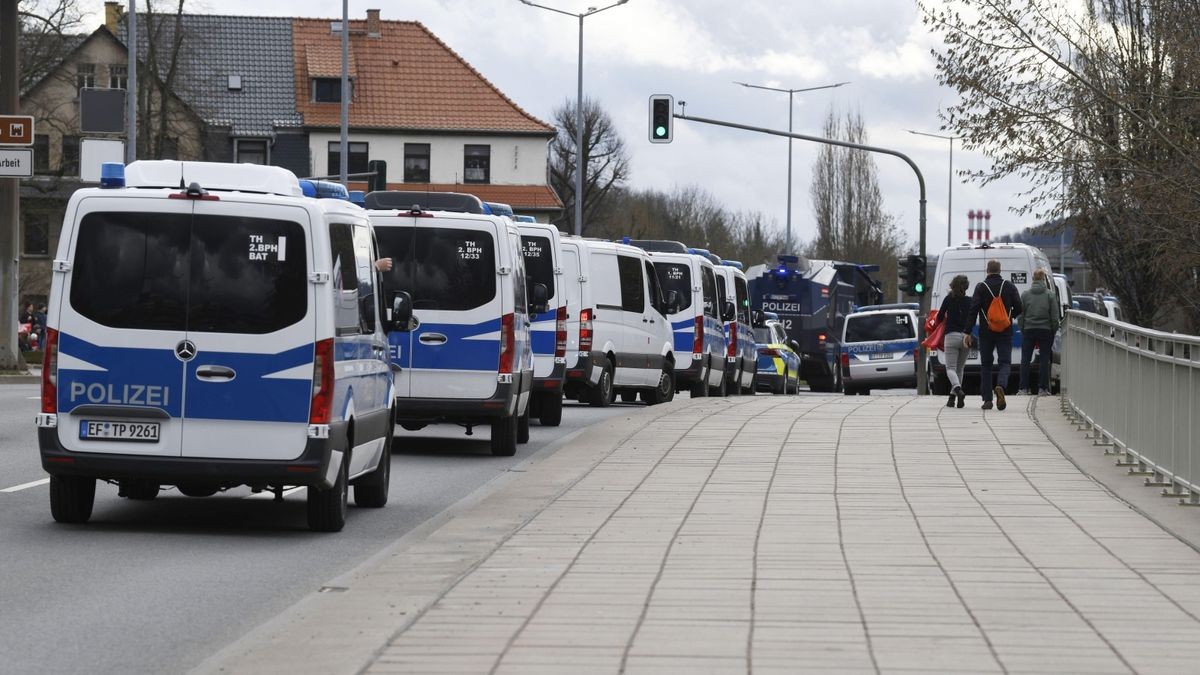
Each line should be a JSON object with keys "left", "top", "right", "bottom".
{"left": 844, "top": 386, "right": 856, "bottom": 396}
{"left": 619, "top": 391, "right": 638, "bottom": 403}
{"left": 690, "top": 365, "right": 708, "bottom": 398}
{"left": 491, "top": 414, "right": 518, "bottom": 456}
{"left": 517, "top": 406, "right": 531, "bottom": 444}
{"left": 725, "top": 368, "right": 739, "bottom": 396}
{"left": 710, "top": 373, "right": 728, "bottom": 397}
{"left": 307, "top": 456, "right": 348, "bottom": 532}
{"left": 645, "top": 368, "right": 675, "bottom": 405}
{"left": 50, "top": 475, "right": 96, "bottom": 524}
{"left": 354, "top": 432, "right": 392, "bottom": 508}
{"left": 120, "top": 480, "right": 159, "bottom": 500}
{"left": 741, "top": 367, "right": 757, "bottom": 395}
{"left": 587, "top": 359, "right": 614, "bottom": 407}
{"left": 538, "top": 393, "right": 563, "bottom": 426}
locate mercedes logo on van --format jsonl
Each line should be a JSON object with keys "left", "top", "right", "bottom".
{"left": 175, "top": 340, "right": 197, "bottom": 362}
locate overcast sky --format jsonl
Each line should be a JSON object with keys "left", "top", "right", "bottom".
{"left": 85, "top": 0, "right": 1040, "bottom": 250}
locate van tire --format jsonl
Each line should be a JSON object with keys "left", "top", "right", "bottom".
{"left": 710, "top": 373, "right": 728, "bottom": 397}
{"left": 725, "top": 367, "right": 739, "bottom": 396}
{"left": 690, "top": 364, "right": 708, "bottom": 398}
{"left": 645, "top": 368, "right": 675, "bottom": 405}
{"left": 517, "top": 406, "right": 530, "bottom": 444}
{"left": 491, "top": 414, "right": 518, "bottom": 456}
{"left": 740, "top": 367, "right": 756, "bottom": 395}
{"left": 120, "top": 480, "right": 159, "bottom": 500}
{"left": 354, "top": 429, "right": 392, "bottom": 508}
{"left": 307, "top": 456, "right": 348, "bottom": 532}
{"left": 538, "top": 393, "right": 563, "bottom": 426}
{"left": 50, "top": 475, "right": 95, "bottom": 524}
{"left": 587, "top": 359, "right": 614, "bottom": 408}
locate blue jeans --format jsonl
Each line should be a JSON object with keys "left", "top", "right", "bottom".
{"left": 1019, "top": 328, "right": 1053, "bottom": 393}
{"left": 979, "top": 329, "right": 1012, "bottom": 401}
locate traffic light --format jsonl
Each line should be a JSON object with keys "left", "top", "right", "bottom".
{"left": 649, "top": 94, "right": 673, "bottom": 143}
{"left": 899, "top": 254, "right": 927, "bottom": 297}
{"left": 367, "top": 159, "right": 387, "bottom": 192}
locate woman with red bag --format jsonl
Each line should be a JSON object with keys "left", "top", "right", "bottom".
{"left": 931, "top": 275, "right": 972, "bottom": 408}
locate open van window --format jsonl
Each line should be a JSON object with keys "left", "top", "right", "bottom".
{"left": 376, "top": 227, "right": 496, "bottom": 311}
{"left": 653, "top": 262, "right": 692, "bottom": 311}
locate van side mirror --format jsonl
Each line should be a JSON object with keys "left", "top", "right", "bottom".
{"left": 530, "top": 282, "right": 549, "bottom": 315}
{"left": 751, "top": 310, "right": 765, "bottom": 327}
{"left": 721, "top": 300, "right": 736, "bottom": 323}
{"left": 391, "top": 291, "right": 414, "bottom": 331}
{"left": 666, "top": 290, "right": 681, "bottom": 314}
{"left": 788, "top": 339, "right": 801, "bottom": 353}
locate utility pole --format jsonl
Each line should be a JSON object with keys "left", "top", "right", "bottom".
{"left": 338, "top": 0, "right": 349, "bottom": 184}
{"left": 126, "top": 0, "right": 138, "bottom": 163}
{"left": 0, "top": 0, "right": 22, "bottom": 370}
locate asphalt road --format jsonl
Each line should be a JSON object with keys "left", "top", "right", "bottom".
{"left": 0, "top": 384, "right": 633, "bottom": 674}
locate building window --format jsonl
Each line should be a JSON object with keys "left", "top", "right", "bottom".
{"left": 313, "top": 78, "right": 350, "bottom": 103}
{"left": 235, "top": 139, "right": 268, "bottom": 165}
{"left": 109, "top": 64, "right": 127, "bottom": 89}
{"left": 404, "top": 143, "right": 430, "bottom": 183}
{"left": 33, "top": 135, "right": 48, "bottom": 174}
{"left": 76, "top": 63, "right": 95, "bottom": 91}
{"left": 23, "top": 213, "right": 49, "bottom": 257}
{"left": 61, "top": 135, "right": 80, "bottom": 175}
{"left": 327, "top": 141, "right": 368, "bottom": 176}
{"left": 464, "top": 145, "right": 490, "bottom": 184}
{"left": 160, "top": 137, "right": 179, "bottom": 160}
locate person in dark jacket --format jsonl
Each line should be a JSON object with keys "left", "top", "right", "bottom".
{"left": 1018, "top": 269, "right": 1059, "bottom": 396}
{"left": 932, "top": 274, "right": 972, "bottom": 409}
{"left": 964, "top": 259, "right": 1023, "bottom": 410}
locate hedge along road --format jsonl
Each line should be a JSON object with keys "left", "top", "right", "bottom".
{"left": 0, "top": 382, "right": 636, "bottom": 674}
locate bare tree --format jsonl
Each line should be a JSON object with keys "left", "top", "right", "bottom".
{"left": 549, "top": 97, "right": 630, "bottom": 236}
{"left": 920, "top": 0, "right": 1200, "bottom": 327}
{"left": 18, "top": 0, "right": 84, "bottom": 94}
{"left": 136, "top": 0, "right": 190, "bottom": 160}
{"left": 807, "top": 106, "right": 906, "bottom": 297}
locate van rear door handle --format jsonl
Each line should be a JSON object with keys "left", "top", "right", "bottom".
{"left": 195, "top": 365, "right": 236, "bottom": 381}
{"left": 419, "top": 333, "right": 448, "bottom": 345}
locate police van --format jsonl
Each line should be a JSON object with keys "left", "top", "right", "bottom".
{"left": 629, "top": 241, "right": 727, "bottom": 397}
{"left": 927, "top": 242, "right": 1053, "bottom": 394}
{"left": 840, "top": 308, "right": 919, "bottom": 395}
{"left": 559, "top": 238, "right": 677, "bottom": 406}
{"left": 714, "top": 261, "right": 757, "bottom": 394}
{"left": 515, "top": 221, "right": 566, "bottom": 426}
{"left": 365, "top": 191, "right": 536, "bottom": 457}
{"left": 36, "top": 161, "right": 395, "bottom": 532}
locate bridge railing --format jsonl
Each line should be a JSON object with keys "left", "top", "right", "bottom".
{"left": 1063, "top": 310, "right": 1200, "bottom": 500}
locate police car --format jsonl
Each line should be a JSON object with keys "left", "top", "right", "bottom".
{"left": 36, "top": 161, "right": 395, "bottom": 531}
{"left": 839, "top": 308, "right": 919, "bottom": 395}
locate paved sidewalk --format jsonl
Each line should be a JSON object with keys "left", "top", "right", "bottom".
{"left": 205, "top": 395, "right": 1200, "bottom": 674}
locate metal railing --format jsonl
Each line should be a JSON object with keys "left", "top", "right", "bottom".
{"left": 1063, "top": 310, "right": 1200, "bottom": 501}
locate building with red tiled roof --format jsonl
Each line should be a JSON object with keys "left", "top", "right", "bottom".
{"left": 293, "top": 10, "right": 562, "bottom": 219}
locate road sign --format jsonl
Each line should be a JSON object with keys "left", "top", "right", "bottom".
{"left": 81, "top": 139, "right": 124, "bottom": 182}
{"left": 0, "top": 115, "right": 34, "bottom": 145}
{"left": 0, "top": 148, "right": 33, "bottom": 177}
{"left": 80, "top": 88, "right": 125, "bottom": 133}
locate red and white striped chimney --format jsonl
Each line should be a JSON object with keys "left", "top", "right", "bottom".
{"left": 967, "top": 209, "right": 976, "bottom": 242}
{"left": 984, "top": 210, "right": 991, "bottom": 242}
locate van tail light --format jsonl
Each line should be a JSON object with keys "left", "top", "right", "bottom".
{"left": 41, "top": 328, "right": 59, "bottom": 414}
{"left": 498, "top": 313, "right": 516, "bottom": 374}
{"left": 555, "top": 305, "right": 568, "bottom": 358}
{"left": 759, "top": 347, "right": 779, "bottom": 358}
{"left": 693, "top": 316, "right": 704, "bottom": 354}
{"left": 727, "top": 325, "right": 737, "bottom": 358}
{"left": 841, "top": 352, "right": 850, "bottom": 378}
{"left": 579, "top": 308, "right": 594, "bottom": 352}
{"left": 818, "top": 332, "right": 827, "bottom": 344}
{"left": 309, "top": 338, "right": 334, "bottom": 424}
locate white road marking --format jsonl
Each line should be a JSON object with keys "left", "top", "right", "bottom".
{"left": 1, "top": 478, "right": 50, "bottom": 493}
{"left": 244, "top": 486, "right": 305, "bottom": 500}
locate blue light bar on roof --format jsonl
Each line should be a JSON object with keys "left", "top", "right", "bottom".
{"left": 299, "top": 179, "right": 350, "bottom": 200}
{"left": 722, "top": 260, "right": 744, "bottom": 270}
{"left": 348, "top": 190, "right": 365, "bottom": 206}
{"left": 99, "top": 162, "right": 125, "bottom": 188}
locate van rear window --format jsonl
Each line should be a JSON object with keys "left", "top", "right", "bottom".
{"left": 69, "top": 211, "right": 308, "bottom": 334}
{"left": 376, "top": 227, "right": 496, "bottom": 311}
{"left": 653, "top": 262, "right": 692, "bottom": 311}
{"left": 845, "top": 314, "right": 914, "bottom": 343}
{"left": 520, "top": 235, "right": 555, "bottom": 301}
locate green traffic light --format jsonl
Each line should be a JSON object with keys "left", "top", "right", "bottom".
{"left": 655, "top": 126, "right": 667, "bottom": 137}
{"left": 914, "top": 282, "right": 924, "bottom": 294}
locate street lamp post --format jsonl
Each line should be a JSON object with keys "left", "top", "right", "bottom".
{"left": 519, "top": 0, "right": 629, "bottom": 236}
{"left": 907, "top": 129, "right": 960, "bottom": 248}
{"left": 734, "top": 80, "right": 849, "bottom": 253}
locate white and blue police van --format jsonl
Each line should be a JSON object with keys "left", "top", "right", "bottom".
{"left": 515, "top": 219, "right": 567, "bottom": 426}
{"left": 714, "top": 260, "right": 757, "bottom": 395}
{"left": 629, "top": 241, "right": 727, "bottom": 397}
{"left": 839, "top": 307, "right": 919, "bottom": 395}
{"left": 364, "top": 191, "right": 535, "bottom": 457}
{"left": 35, "top": 161, "right": 395, "bottom": 532}
{"left": 558, "top": 237, "right": 677, "bottom": 406}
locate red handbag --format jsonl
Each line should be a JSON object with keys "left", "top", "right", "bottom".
{"left": 922, "top": 317, "right": 946, "bottom": 351}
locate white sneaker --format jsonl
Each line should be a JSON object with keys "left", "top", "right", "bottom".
{"left": 1038, "top": 389, "right": 1052, "bottom": 397}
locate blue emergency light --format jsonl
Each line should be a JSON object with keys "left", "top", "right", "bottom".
{"left": 99, "top": 162, "right": 125, "bottom": 188}
{"left": 348, "top": 190, "right": 365, "bottom": 206}
{"left": 298, "top": 180, "right": 350, "bottom": 201}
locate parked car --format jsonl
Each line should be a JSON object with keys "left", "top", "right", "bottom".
{"left": 754, "top": 320, "right": 802, "bottom": 394}
{"left": 840, "top": 308, "right": 919, "bottom": 395}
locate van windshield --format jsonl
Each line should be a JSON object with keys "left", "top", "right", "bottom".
{"left": 653, "top": 262, "right": 692, "bottom": 312}
{"left": 520, "top": 235, "right": 555, "bottom": 302}
{"left": 376, "top": 226, "right": 497, "bottom": 311}
{"left": 70, "top": 211, "right": 308, "bottom": 333}
{"left": 845, "top": 313, "right": 914, "bottom": 343}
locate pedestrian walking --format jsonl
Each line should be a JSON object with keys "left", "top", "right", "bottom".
{"left": 965, "top": 259, "right": 1022, "bottom": 410}
{"left": 1018, "top": 269, "right": 1058, "bottom": 396}
{"left": 932, "top": 274, "right": 972, "bottom": 409}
